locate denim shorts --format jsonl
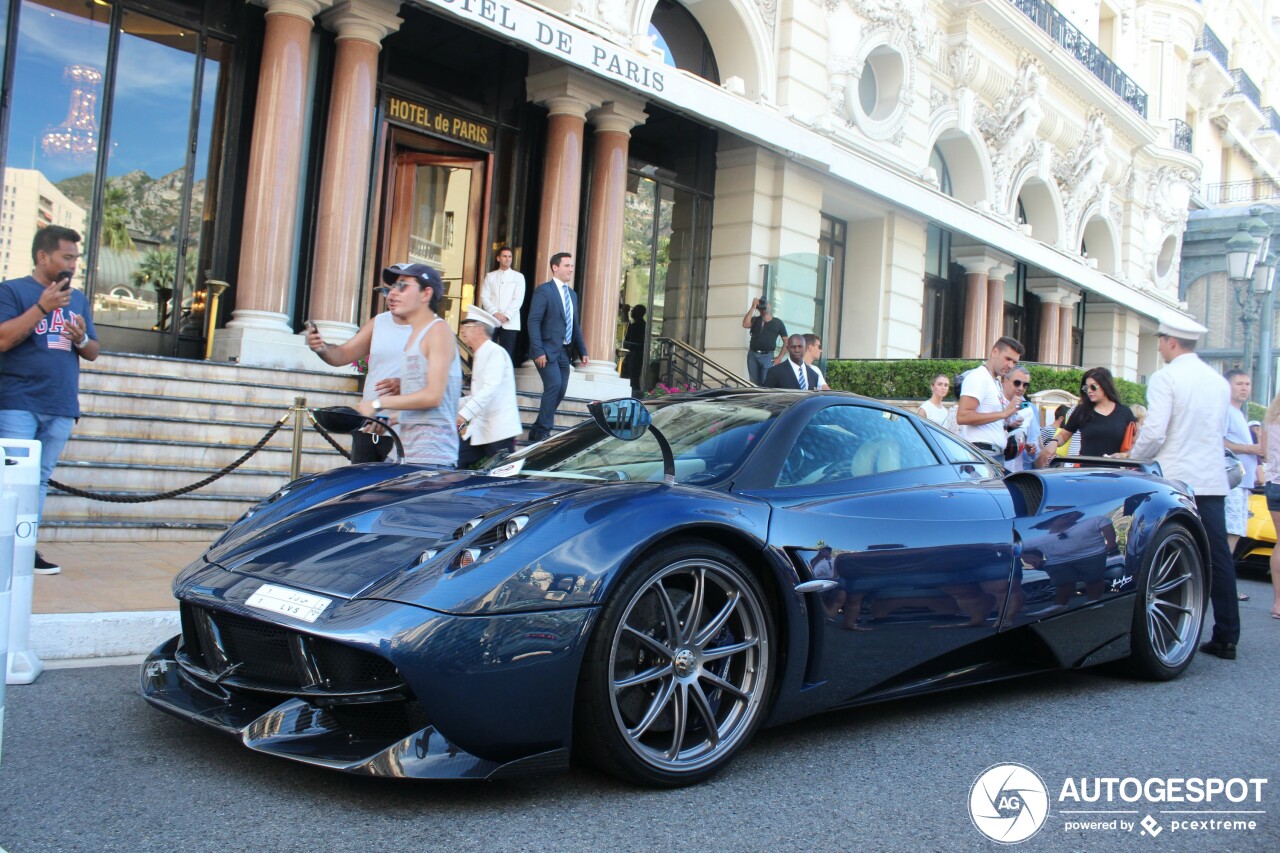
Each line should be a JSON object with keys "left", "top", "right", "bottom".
{"left": 1266, "top": 482, "right": 1280, "bottom": 513}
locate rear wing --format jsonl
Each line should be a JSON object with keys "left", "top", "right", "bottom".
{"left": 1046, "top": 456, "right": 1164, "bottom": 477}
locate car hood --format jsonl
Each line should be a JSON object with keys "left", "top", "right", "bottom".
{"left": 204, "top": 471, "right": 592, "bottom": 599}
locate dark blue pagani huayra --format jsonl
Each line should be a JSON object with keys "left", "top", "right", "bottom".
{"left": 142, "top": 389, "right": 1209, "bottom": 787}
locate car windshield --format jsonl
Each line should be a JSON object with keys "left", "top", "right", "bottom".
{"left": 493, "top": 398, "right": 781, "bottom": 484}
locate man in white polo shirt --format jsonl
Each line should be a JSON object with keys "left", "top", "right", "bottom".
{"left": 956, "top": 336, "right": 1026, "bottom": 460}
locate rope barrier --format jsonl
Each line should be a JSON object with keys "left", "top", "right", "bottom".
{"left": 306, "top": 410, "right": 352, "bottom": 461}
{"left": 48, "top": 412, "right": 294, "bottom": 503}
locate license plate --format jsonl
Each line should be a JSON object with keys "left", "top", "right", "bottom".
{"left": 245, "top": 583, "right": 332, "bottom": 623}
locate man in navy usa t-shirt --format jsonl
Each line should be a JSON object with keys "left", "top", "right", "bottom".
{"left": 0, "top": 225, "right": 99, "bottom": 574}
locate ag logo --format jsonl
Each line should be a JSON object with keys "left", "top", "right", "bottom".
{"left": 969, "top": 763, "right": 1050, "bottom": 844}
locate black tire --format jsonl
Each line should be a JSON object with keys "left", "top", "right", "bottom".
{"left": 1126, "top": 523, "right": 1207, "bottom": 681}
{"left": 574, "top": 539, "right": 776, "bottom": 787}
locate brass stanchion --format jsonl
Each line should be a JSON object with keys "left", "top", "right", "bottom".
{"left": 203, "top": 279, "right": 230, "bottom": 360}
{"left": 290, "top": 396, "right": 307, "bottom": 480}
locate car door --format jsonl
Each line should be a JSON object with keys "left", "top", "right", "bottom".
{"left": 737, "top": 403, "right": 1015, "bottom": 705}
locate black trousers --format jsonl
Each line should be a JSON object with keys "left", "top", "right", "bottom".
{"left": 1195, "top": 494, "right": 1240, "bottom": 644}
{"left": 494, "top": 327, "right": 518, "bottom": 360}
{"left": 458, "top": 435, "right": 516, "bottom": 468}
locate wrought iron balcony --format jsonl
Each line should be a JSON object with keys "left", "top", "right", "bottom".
{"left": 1195, "top": 25, "right": 1229, "bottom": 71}
{"left": 1170, "top": 118, "right": 1193, "bottom": 153}
{"left": 1227, "top": 69, "right": 1263, "bottom": 113}
{"left": 1265, "top": 107, "right": 1280, "bottom": 136}
{"left": 1009, "top": 0, "right": 1147, "bottom": 118}
{"left": 1205, "top": 179, "right": 1280, "bottom": 206}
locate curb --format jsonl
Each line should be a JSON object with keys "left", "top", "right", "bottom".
{"left": 30, "top": 611, "right": 179, "bottom": 661}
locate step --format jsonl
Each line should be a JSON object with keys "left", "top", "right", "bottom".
{"left": 40, "top": 520, "right": 229, "bottom": 543}
{"left": 71, "top": 412, "right": 354, "bottom": 451}
{"left": 45, "top": 491, "right": 259, "bottom": 524}
{"left": 51, "top": 461, "right": 298, "bottom": 499}
{"left": 86, "top": 352, "right": 361, "bottom": 392}
{"left": 64, "top": 435, "right": 350, "bottom": 470}
{"left": 79, "top": 375, "right": 361, "bottom": 409}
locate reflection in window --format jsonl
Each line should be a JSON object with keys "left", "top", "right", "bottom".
{"left": 1, "top": 0, "right": 111, "bottom": 285}
{"left": 647, "top": 0, "right": 718, "bottom": 83}
{"left": 777, "top": 405, "right": 937, "bottom": 487}
{"left": 2, "top": 0, "right": 231, "bottom": 348}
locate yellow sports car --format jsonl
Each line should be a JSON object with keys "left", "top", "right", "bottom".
{"left": 1234, "top": 488, "right": 1275, "bottom": 576}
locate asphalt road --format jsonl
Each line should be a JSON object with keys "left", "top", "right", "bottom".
{"left": 2, "top": 575, "right": 1277, "bottom": 853}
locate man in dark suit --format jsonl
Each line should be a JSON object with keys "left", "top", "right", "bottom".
{"left": 527, "top": 252, "right": 588, "bottom": 441}
{"left": 764, "top": 335, "right": 820, "bottom": 390}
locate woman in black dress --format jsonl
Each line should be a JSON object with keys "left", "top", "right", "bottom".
{"left": 1036, "top": 367, "right": 1135, "bottom": 465}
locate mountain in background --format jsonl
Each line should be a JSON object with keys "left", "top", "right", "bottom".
{"left": 56, "top": 168, "right": 206, "bottom": 244}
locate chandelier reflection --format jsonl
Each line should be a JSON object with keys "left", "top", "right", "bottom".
{"left": 42, "top": 65, "right": 102, "bottom": 160}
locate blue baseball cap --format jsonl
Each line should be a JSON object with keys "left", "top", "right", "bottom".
{"left": 382, "top": 262, "right": 444, "bottom": 294}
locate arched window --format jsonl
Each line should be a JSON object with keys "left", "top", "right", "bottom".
{"left": 930, "top": 146, "right": 953, "bottom": 197}
{"left": 648, "top": 0, "right": 719, "bottom": 83}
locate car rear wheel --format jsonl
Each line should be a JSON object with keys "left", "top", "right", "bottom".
{"left": 1127, "top": 523, "right": 1206, "bottom": 680}
{"left": 575, "top": 539, "right": 775, "bottom": 787}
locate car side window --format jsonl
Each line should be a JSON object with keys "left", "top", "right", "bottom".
{"left": 930, "top": 428, "right": 984, "bottom": 464}
{"left": 776, "top": 405, "right": 938, "bottom": 487}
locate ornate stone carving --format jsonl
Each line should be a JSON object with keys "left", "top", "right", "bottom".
{"left": 756, "top": 0, "right": 777, "bottom": 38}
{"left": 978, "top": 60, "right": 1046, "bottom": 204}
{"left": 573, "top": 0, "right": 629, "bottom": 36}
{"left": 948, "top": 39, "right": 978, "bottom": 87}
{"left": 1055, "top": 113, "right": 1113, "bottom": 235}
{"left": 930, "top": 86, "right": 951, "bottom": 113}
{"left": 1147, "top": 165, "right": 1199, "bottom": 228}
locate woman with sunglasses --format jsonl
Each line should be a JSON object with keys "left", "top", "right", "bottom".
{"left": 1036, "top": 367, "right": 1135, "bottom": 466}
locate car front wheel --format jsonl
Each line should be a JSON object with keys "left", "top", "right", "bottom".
{"left": 576, "top": 539, "right": 775, "bottom": 787}
{"left": 1127, "top": 522, "right": 1207, "bottom": 680}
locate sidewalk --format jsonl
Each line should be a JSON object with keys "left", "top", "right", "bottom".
{"left": 26, "top": 539, "right": 213, "bottom": 662}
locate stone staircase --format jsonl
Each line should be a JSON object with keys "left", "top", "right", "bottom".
{"left": 42, "top": 352, "right": 593, "bottom": 542}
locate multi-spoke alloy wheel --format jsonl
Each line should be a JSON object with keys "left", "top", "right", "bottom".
{"left": 577, "top": 540, "right": 774, "bottom": 786}
{"left": 1128, "top": 523, "right": 1206, "bottom": 680}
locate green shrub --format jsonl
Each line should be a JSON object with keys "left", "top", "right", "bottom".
{"left": 824, "top": 359, "right": 1147, "bottom": 406}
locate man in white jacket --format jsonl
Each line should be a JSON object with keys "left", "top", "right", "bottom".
{"left": 479, "top": 247, "right": 524, "bottom": 359}
{"left": 457, "top": 305, "right": 522, "bottom": 467}
{"left": 1125, "top": 316, "right": 1237, "bottom": 659}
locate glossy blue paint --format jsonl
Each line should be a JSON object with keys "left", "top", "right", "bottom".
{"left": 142, "top": 389, "right": 1211, "bottom": 782}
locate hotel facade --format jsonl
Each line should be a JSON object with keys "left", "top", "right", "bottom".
{"left": 1, "top": 0, "right": 1277, "bottom": 392}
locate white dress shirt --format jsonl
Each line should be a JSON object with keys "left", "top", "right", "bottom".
{"left": 1128, "top": 352, "right": 1231, "bottom": 496}
{"left": 459, "top": 339, "right": 522, "bottom": 445}
{"left": 480, "top": 267, "right": 525, "bottom": 331}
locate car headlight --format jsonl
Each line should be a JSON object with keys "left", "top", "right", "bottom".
{"left": 504, "top": 515, "right": 529, "bottom": 540}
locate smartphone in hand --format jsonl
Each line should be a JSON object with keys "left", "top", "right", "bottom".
{"left": 307, "top": 321, "right": 318, "bottom": 334}
{"left": 56, "top": 270, "right": 72, "bottom": 291}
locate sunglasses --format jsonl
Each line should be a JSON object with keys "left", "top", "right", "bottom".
{"left": 1082, "top": 382, "right": 1100, "bottom": 392}
{"left": 1011, "top": 379, "right": 1030, "bottom": 389}
{"left": 376, "top": 281, "right": 423, "bottom": 296}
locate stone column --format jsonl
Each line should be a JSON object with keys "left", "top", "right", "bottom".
{"left": 1058, "top": 291, "right": 1082, "bottom": 367}
{"left": 986, "top": 264, "right": 1013, "bottom": 346}
{"left": 214, "top": 0, "right": 333, "bottom": 368}
{"left": 954, "top": 250, "right": 1011, "bottom": 358}
{"left": 580, "top": 99, "right": 648, "bottom": 381}
{"left": 1027, "top": 277, "right": 1077, "bottom": 365}
{"left": 308, "top": 0, "right": 402, "bottom": 348}
{"left": 527, "top": 68, "right": 611, "bottom": 280}
{"left": 961, "top": 270, "right": 988, "bottom": 359}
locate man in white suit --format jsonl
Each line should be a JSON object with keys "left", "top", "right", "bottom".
{"left": 479, "top": 246, "right": 524, "bottom": 359}
{"left": 457, "top": 305, "right": 522, "bottom": 467}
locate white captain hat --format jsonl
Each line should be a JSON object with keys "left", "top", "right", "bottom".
{"left": 462, "top": 304, "right": 499, "bottom": 330}
{"left": 1156, "top": 315, "right": 1207, "bottom": 341}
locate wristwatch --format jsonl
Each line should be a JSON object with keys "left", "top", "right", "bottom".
{"left": 371, "top": 398, "right": 383, "bottom": 412}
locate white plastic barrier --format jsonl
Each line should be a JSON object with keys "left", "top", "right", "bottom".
{"left": 1, "top": 440, "right": 41, "bottom": 686}
{"left": 0, "top": 448, "right": 13, "bottom": 762}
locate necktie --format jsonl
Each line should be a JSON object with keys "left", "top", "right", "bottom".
{"left": 797, "top": 365, "right": 807, "bottom": 390}
{"left": 561, "top": 285, "right": 573, "bottom": 344}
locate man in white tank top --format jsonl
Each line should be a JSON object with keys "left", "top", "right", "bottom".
{"left": 306, "top": 278, "right": 411, "bottom": 462}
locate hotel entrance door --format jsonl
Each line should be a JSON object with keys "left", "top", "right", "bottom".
{"left": 383, "top": 147, "right": 488, "bottom": 333}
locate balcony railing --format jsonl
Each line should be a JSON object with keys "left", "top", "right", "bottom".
{"left": 1009, "top": 0, "right": 1148, "bottom": 117}
{"left": 1227, "top": 69, "right": 1264, "bottom": 113}
{"left": 1195, "top": 25, "right": 1229, "bottom": 71}
{"left": 1205, "top": 179, "right": 1280, "bottom": 205}
{"left": 1170, "top": 118, "right": 1193, "bottom": 153}
{"left": 1265, "top": 107, "right": 1280, "bottom": 136}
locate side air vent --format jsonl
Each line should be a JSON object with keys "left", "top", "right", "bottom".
{"left": 1005, "top": 473, "right": 1044, "bottom": 516}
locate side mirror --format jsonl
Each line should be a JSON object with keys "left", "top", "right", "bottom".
{"left": 587, "top": 398, "right": 652, "bottom": 441}
{"left": 312, "top": 406, "right": 368, "bottom": 434}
